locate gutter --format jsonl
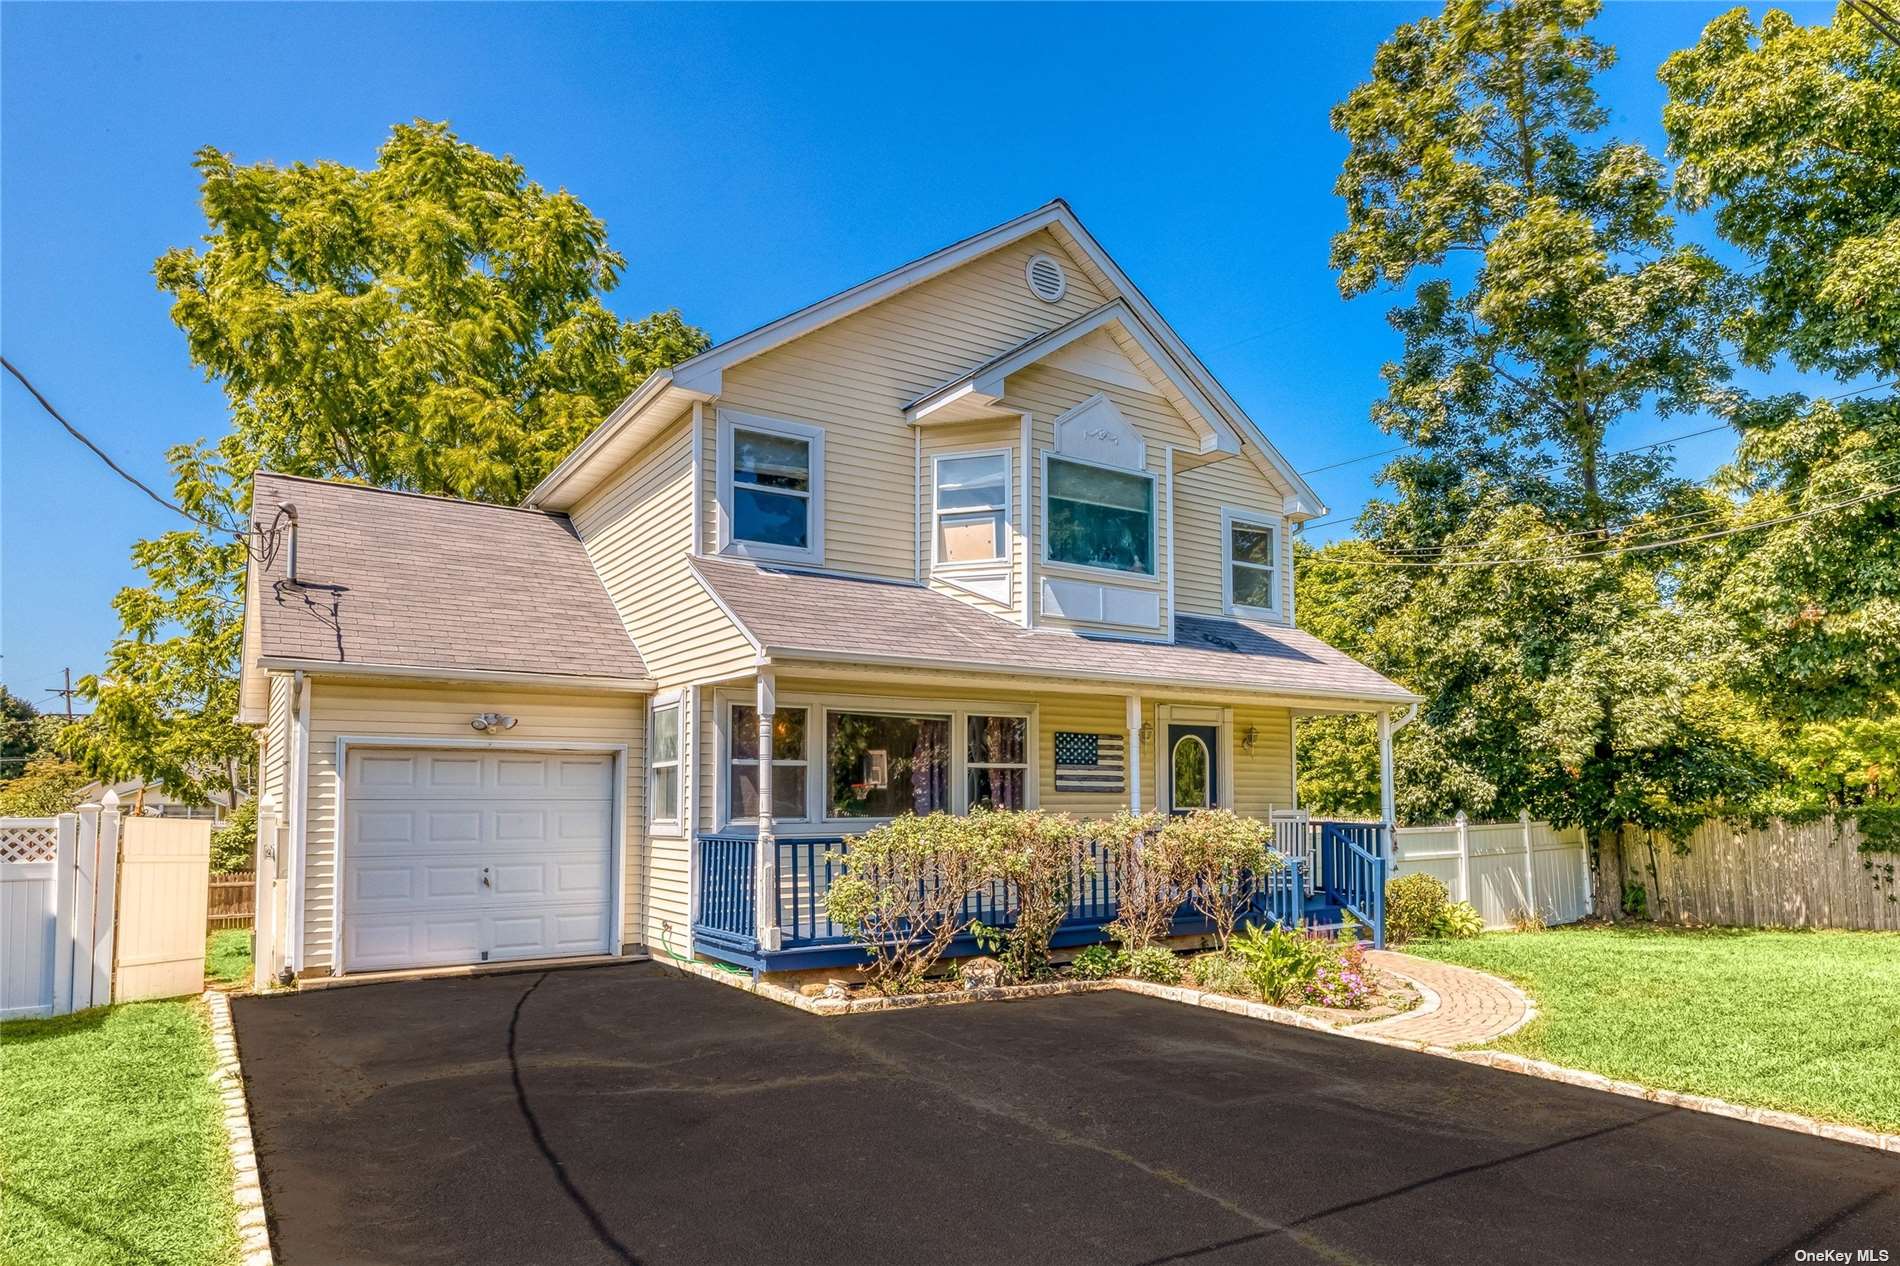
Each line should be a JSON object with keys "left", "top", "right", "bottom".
{"left": 257, "top": 657, "right": 654, "bottom": 693}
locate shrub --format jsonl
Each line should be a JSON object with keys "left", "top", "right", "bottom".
{"left": 1068, "top": 944, "right": 1125, "bottom": 980}
{"left": 1187, "top": 951, "right": 1254, "bottom": 996}
{"left": 1230, "top": 922, "right": 1320, "bottom": 1005}
{"left": 1305, "top": 925, "right": 1373, "bottom": 1007}
{"left": 986, "top": 808, "right": 1085, "bottom": 982}
{"left": 1432, "top": 900, "right": 1484, "bottom": 939}
{"left": 0, "top": 755, "right": 88, "bottom": 816}
{"left": 1092, "top": 811, "right": 1192, "bottom": 951}
{"left": 209, "top": 797, "right": 258, "bottom": 874}
{"left": 1169, "top": 809, "right": 1277, "bottom": 952}
{"left": 1385, "top": 872, "right": 1449, "bottom": 944}
{"left": 1122, "top": 944, "right": 1183, "bottom": 984}
{"left": 825, "top": 812, "right": 1005, "bottom": 994}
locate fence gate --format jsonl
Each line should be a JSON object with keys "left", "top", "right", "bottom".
{"left": 1391, "top": 812, "right": 1593, "bottom": 929}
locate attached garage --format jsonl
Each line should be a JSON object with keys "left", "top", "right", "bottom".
{"left": 339, "top": 746, "right": 622, "bottom": 973}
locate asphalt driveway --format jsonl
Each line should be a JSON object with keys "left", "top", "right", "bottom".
{"left": 232, "top": 961, "right": 1899, "bottom": 1266}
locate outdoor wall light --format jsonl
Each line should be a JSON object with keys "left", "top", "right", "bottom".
{"left": 471, "top": 713, "right": 517, "bottom": 732}
{"left": 1241, "top": 725, "right": 1259, "bottom": 754}
{"left": 1138, "top": 722, "right": 1155, "bottom": 743}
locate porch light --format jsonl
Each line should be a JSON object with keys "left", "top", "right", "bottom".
{"left": 1241, "top": 725, "right": 1258, "bottom": 754}
{"left": 1138, "top": 721, "right": 1154, "bottom": 743}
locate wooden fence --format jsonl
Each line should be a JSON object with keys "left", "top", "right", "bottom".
{"left": 208, "top": 870, "right": 256, "bottom": 931}
{"left": 1601, "top": 816, "right": 1898, "bottom": 932}
{"left": 1391, "top": 813, "right": 1593, "bottom": 929}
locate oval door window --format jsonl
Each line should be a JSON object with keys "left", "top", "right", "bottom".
{"left": 1172, "top": 735, "right": 1210, "bottom": 811}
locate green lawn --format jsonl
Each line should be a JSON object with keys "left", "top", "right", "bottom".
{"left": 0, "top": 999, "right": 238, "bottom": 1266}
{"left": 1407, "top": 924, "right": 1900, "bottom": 1132}
{"left": 205, "top": 930, "right": 253, "bottom": 990}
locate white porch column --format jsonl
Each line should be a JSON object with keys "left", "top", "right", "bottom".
{"left": 1377, "top": 708, "right": 1396, "bottom": 833}
{"left": 1125, "top": 695, "right": 1143, "bottom": 814}
{"left": 755, "top": 670, "right": 781, "bottom": 951}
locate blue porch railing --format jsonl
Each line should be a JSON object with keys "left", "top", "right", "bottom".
{"left": 691, "top": 819, "right": 1385, "bottom": 972}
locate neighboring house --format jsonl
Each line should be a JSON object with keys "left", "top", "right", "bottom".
{"left": 78, "top": 778, "right": 229, "bottom": 821}
{"left": 238, "top": 200, "right": 1418, "bottom": 982}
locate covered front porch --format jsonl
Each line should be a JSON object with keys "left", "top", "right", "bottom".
{"left": 691, "top": 816, "right": 1389, "bottom": 975}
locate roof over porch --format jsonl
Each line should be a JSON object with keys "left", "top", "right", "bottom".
{"left": 689, "top": 555, "right": 1417, "bottom": 707}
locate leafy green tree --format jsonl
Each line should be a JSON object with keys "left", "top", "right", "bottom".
{"left": 0, "top": 755, "right": 91, "bottom": 817}
{"left": 1331, "top": 0, "right": 1730, "bottom": 532}
{"left": 1662, "top": 5, "right": 1899, "bottom": 378}
{"left": 60, "top": 120, "right": 707, "bottom": 803}
{"left": 0, "top": 687, "right": 56, "bottom": 783}
{"left": 209, "top": 796, "right": 258, "bottom": 873}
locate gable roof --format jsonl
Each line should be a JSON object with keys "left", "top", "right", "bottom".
{"left": 526, "top": 200, "right": 1326, "bottom": 517}
{"left": 244, "top": 472, "right": 648, "bottom": 689}
{"left": 689, "top": 556, "right": 1415, "bottom": 707}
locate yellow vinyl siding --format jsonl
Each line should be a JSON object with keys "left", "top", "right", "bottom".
{"left": 1174, "top": 455, "right": 1290, "bottom": 620}
{"left": 299, "top": 681, "right": 645, "bottom": 971}
{"left": 1230, "top": 703, "right": 1297, "bottom": 813}
{"left": 571, "top": 415, "right": 756, "bottom": 685}
{"left": 711, "top": 231, "right": 1108, "bottom": 581}
{"left": 262, "top": 673, "right": 292, "bottom": 809}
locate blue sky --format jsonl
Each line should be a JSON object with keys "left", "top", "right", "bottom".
{"left": 0, "top": 1, "right": 1836, "bottom": 713}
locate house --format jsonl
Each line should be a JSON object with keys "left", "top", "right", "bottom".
{"left": 238, "top": 200, "right": 1418, "bottom": 985}
{"left": 78, "top": 778, "right": 230, "bottom": 822}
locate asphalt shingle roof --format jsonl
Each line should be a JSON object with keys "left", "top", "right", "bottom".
{"left": 690, "top": 556, "right": 1415, "bottom": 704}
{"left": 249, "top": 472, "right": 645, "bottom": 682}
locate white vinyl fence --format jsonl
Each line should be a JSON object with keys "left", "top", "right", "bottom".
{"left": 1392, "top": 812, "right": 1592, "bottom": 930}
{"left": 1, "top": 800, "right": 122, "bottom": 1019}
{"left": 0, "top": 795, "right": 214, "bottom": 1020}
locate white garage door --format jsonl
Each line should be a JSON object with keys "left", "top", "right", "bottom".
{"left": 342, "top": 748, "right": 617, "bottom": 973}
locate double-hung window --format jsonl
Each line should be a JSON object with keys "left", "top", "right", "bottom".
{"left": 933, "top": 452, "right": 1009, "bottom": 567}
{"left": 649, "top": 703, "right": 680, "bottom": 825}
{"left": 728, "top": 703, "right": 809, "bottom": 821}
{"left": 966, "top": 714, "right": 1029, "bottom": 809}
{"left": 718, "top": 411, "right": 825, "bottom": 564}
{"left": 1044, "top": 455, "right": 1155, "bottom": 576}
{"left": 1223, "top": 509, "right": 1279, "bottom": 616}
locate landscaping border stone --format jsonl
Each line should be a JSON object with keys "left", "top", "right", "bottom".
{"left": 205, "top": 990, "right": 274, "bottom": 1266}
{"left": 668, "top": 957, "right": 1900, "bottom": 1154}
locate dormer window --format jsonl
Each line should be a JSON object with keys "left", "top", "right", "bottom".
{"left": 1223, "top": 508, "right": 1280, "bottom": 616}
{"left": 716, "top": 410, "right": 825, "bottom": 564}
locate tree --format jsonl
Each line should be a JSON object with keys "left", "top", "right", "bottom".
{"left": 1662, "top": 5, "right": 1900, "bottom": 379}
{"left": 0, "top": 755, "right": 91, "bottom": 817}
{"left": 1311, "top": 0, "right": 1762, "bottom": 869}
{"left": 1331, "top": 0, "right": 1730, "bottom": 532}
{"left": 0, "top": 687, "right": 59, "bottom": 783}
{"left": 60, "top": 120, "right": 707, "bottom": 803}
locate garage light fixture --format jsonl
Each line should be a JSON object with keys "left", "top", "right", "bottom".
{"left": 471, "top": 713, "right": 518, "bottom": 732}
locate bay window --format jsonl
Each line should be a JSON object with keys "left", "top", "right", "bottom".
{"left": 1223, "top": 509, "right": 1279, "bottom": 615}
{"left": 1044, "top": 455, "right": 1154, "bottom": 576}
{"left": 933, "top": 451, "right": 1009, "bottom": 566}
{"left": 728, "top": 703, "right": 809, "bottom": 821}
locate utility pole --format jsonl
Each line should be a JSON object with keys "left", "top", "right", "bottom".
{"left": 50, "top": 667, "right": 77, "bottom": 722}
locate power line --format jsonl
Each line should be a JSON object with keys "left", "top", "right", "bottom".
{"left": 2, "top": 355, "right": 241, "bottom": 539}
{"left": 1299, "top": 445, "right": 1412, "bottom": 476}
{"left": 1310, "top": 482, "right": 1896, "bottom": 569}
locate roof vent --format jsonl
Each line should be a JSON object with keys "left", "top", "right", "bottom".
{"left": 1025, "top": 252, "right": 1068, "bottom": 304}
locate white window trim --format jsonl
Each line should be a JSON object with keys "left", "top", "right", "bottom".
{"left": 929, "top": 447, "right": 1012, "bottom": 574}
{"left": 1222, "top": 506, "right": 1281, "bottom": 618}
{"left": 965, "top": 712, "right": 1033, "bottom": 810}
{"left": 648, "top": 697, "right": 682, "bottom": 834}
{"left": 713, "top": 689, "right": 1038, "bottom": 834}
{"left": 722, "top": 700, "right": 814, "bottom": 827}
{"left": 1040, "top": 450, "right": 1159, "bottom": 581}
{"left": 715, "top": 408, "right": 826, "bottom": 565}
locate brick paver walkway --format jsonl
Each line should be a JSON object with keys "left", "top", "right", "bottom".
{"left": 1359, "top": 950, "right": 1532, "bottom": 1046}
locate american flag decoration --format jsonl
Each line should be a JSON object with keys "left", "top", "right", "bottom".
{"left": 1054, "top": 731, "right": 1126, "bottom": 793}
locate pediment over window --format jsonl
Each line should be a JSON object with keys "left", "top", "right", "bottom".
{"left": 1053, "top": 394, "right": 1146, "bottom": 472}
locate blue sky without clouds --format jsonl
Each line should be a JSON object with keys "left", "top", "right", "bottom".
{"left": 0, "top": 2, "right": 1837, "bottom": 712}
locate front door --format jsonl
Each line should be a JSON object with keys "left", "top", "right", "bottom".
{"left": 1166, "top": 724, "right": 1219, "bottom": 815}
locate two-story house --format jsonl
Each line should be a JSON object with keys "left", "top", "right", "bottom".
{"left": 238, "top": 200, "right": 1417, "bottom": 984}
